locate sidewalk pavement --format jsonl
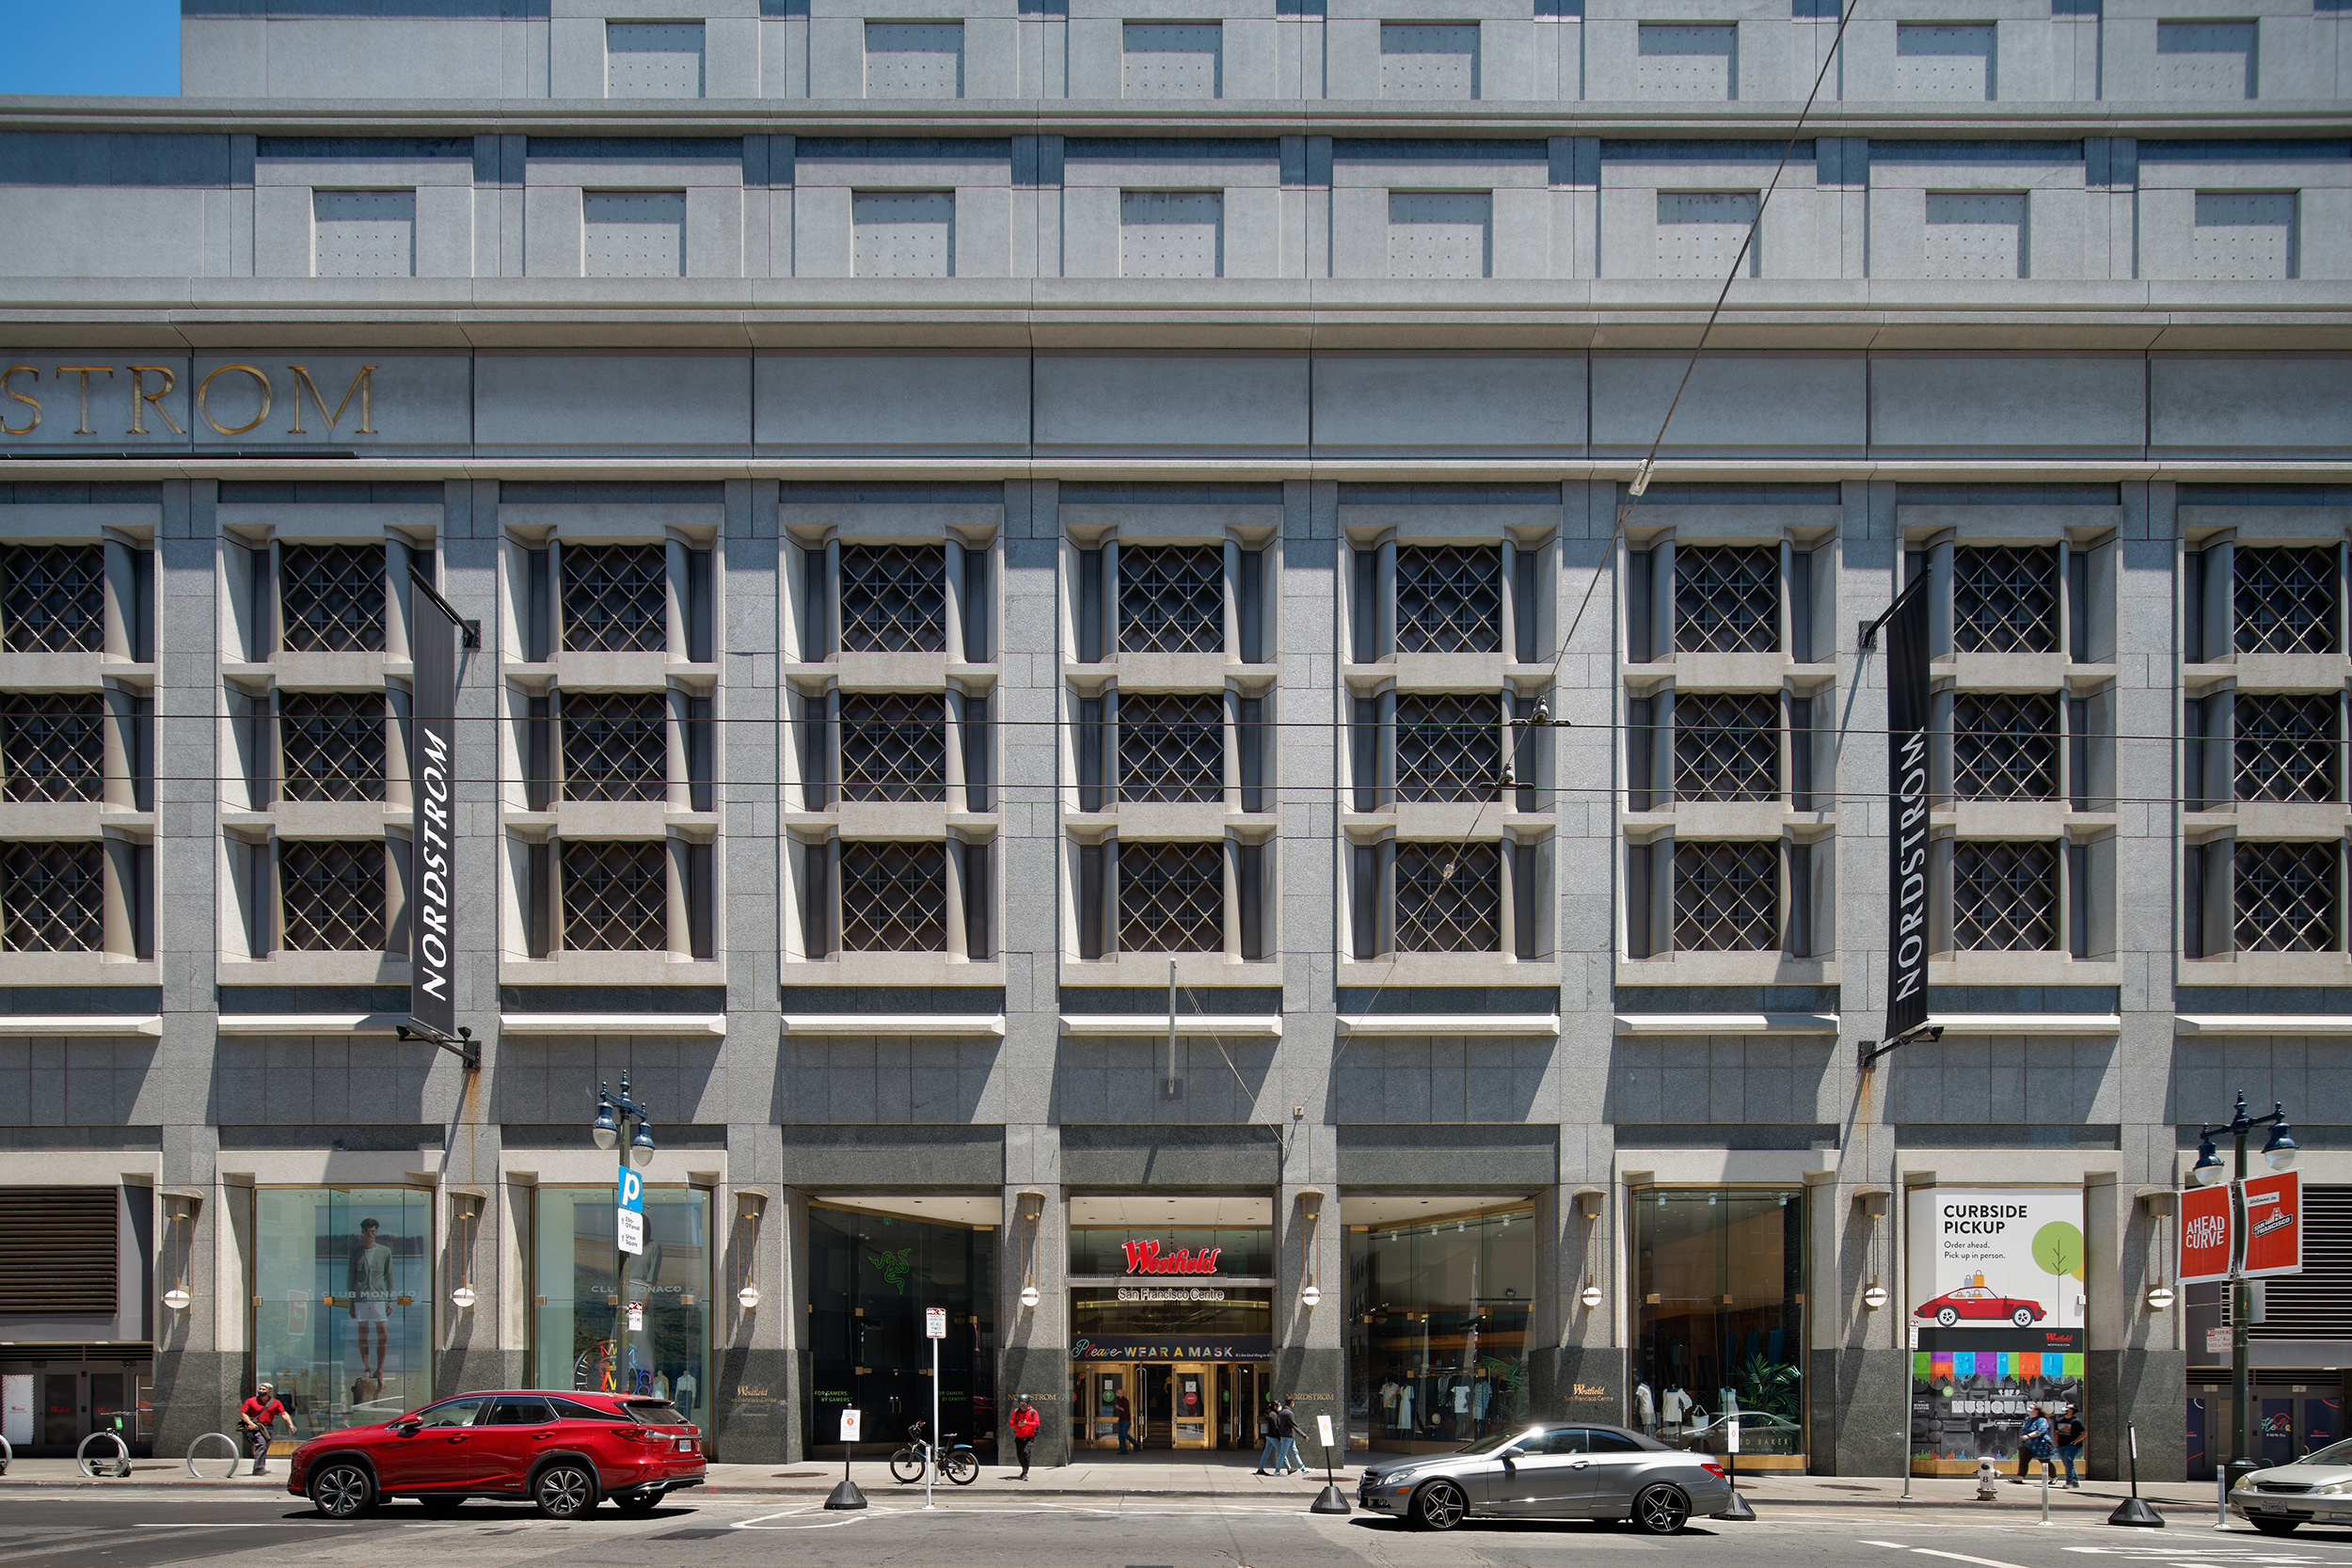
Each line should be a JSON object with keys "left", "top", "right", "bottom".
{"left": 0, "top": 1449, "right": 2224, "bottom": 1514}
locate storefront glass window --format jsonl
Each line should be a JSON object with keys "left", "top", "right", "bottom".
{"left": 1347, "top": 1206, "right": 1535, "bottom": 1451}
{"left": 530, "top": 1186, "right": 710, "bottom": 1426}
{"left": 250, "top": 1187, "right": 431, "bottom": 1439}
{"left": 806, "top": 1206, "right": 995, "bottom": 1456}
{"left": 1632, "top": 1187, "right": 1806, "bottom": 1455}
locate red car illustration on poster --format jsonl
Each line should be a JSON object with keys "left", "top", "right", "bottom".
{"left": 1913, "top": 1274, "right": 2047, "bottom": 1328}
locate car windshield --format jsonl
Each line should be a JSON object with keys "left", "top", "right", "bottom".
{"left": 1455, "top": 1428, "right": 1545, "bottom": 1457}
{"left": 625, "top": 1401, "right": 690, "bottom": 1427}
{"left": 2299, "top": 1438, "right": 2352, "bottom": 1466}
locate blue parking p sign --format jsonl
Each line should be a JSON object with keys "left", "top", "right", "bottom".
{"left": 617, "top": 1166, "right": 644, "bottom": 1256}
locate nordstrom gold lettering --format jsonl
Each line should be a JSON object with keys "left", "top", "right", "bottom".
{"left": 55, "top": 366, "right": 113, "bottom": 436}
{"left": 127, "top": 366, "right": 184, "bottom": 436}
{"left": 197, "top": 363, "right": 273, "bottom": 436}
{"left": 286, "top": 364, "right": 377, "bottom": 435}
{"left": 0, "top": 366, "right": 38, "bottom": 436}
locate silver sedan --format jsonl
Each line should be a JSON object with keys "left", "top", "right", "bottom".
{"left": 1357, "top": 1420, "right": 1737, "bottom": 1533}
{"left": 2232, "top": 1438, "right": 2352, "bottom": 1534}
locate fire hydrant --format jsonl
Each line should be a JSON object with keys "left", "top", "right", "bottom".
{"left": 1976, "top": 1458, "right": 2002, "bottom": 1501}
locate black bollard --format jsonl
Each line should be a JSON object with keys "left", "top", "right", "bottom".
{"left": 2106, "top": 1425, "right": 2164, "bottom": 1528}
{"left": 825, "top": 1442, "right": 869, "bottom": 1511}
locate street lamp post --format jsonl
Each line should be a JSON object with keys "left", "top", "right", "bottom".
{"left": 2189, "top": 1092, "right": 2297, "bottom": 1488}
{"left": 593, "top": 1074, "right": 660, "bottom": 1392}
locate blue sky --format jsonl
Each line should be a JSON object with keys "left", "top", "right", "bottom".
{"left": 0, "top": 2, "right": 181, "bottom": 97}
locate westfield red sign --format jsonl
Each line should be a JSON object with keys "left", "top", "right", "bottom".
{"left": 1122, "top": 1241, "right": 1222, "bottom": 1276}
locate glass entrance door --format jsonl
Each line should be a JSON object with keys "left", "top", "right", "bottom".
{"left": 1170, "top": 1363, "right": 1211, "bottom": 1449}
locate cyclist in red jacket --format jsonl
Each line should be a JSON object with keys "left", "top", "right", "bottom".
{"left": 1009, "top": 1396, "right": 1041, "bottom": 1480}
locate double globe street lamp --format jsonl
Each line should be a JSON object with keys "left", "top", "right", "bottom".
{"left": 2189, "top": 1092, "right": 2296, "bottom": 1486}
{"left": 593, "top": 1075, "right": 659, "bottom": 1393}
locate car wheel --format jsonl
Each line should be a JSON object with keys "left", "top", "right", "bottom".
{"left": 417, "top": 1496, "right": 464, "bottom": 1514}
{"left": 612, "top": 1492, "right": 661, "bottom": 1514}
{"left": 2011, "top": 1307, "right": 2035, "bottom": 1327}
{"left": 1412, "top": 1480, "right": 1468, "bottom": 1531}
{"left": 2250, "top": 1517, "right": 2300, "bottom": 1537}
{"left": 532, "top": 1463, "right": 597, "bottom": 1520}
{"left": 1632, "top": 1483, "right": 1691, "bottom": 1535}
{"left": 309, "top": 1462, "right": 374, "bottom": 1519}
{"left": 1937, "top": 1307, "right": 1959, "bottom": 1327}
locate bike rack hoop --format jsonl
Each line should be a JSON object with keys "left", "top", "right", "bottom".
{"left": 76, "top": 1430, "right": 130, "bottom": 1479}
{"left": 186, "top": 1432, "right": 241, "bottom": 1480}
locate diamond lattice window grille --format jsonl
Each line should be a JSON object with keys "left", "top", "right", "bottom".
{"left": 561, "top": 545, "right": 667, "bottom": 653}
{"left": 1951, "top": 839, "right": 2058, "bottom": 951}
{"left": 1394, "top": 693, "right": 1501, "bottom": 802}
{"left": 562, "top": 840, "right": 669, "bottom": 952}
{"left": 0, "top": 546, "right": 103, "bottom": 654}
{"left": 1393, "top": 841, "right": 1501, "bottom": 952}
{"left": 2234, "top": 841, "right": 2339, "bottom": 953}
{"left": 1395, "top": 546, "right": 1502, "bottom": 655}
{"left": 1, "top": 693, "right": 103, "bottom": 803}
{"left": 1674, "top": 692, "right": 1780, "bottom": 802}
{"left": 278, "top": 691, "right": 385, "bottom": 803}
{"left": 280, "top": 544, "right": 386, "bottom": 653}
{"left": 278, "top": 839, "right": 385, "bottom": 952}
{"left": 839, "top": 545, "right": 946, "bottom": 654}
{"left": 1673, "top": 839, "right": 1780, "bottom": 951}
{"left": 1952, "top": 546, "right": 2058, "bottom": 654}
{"left": 2234, "top": 692, "right": 2340, "bottom": 803}
{"left": 1119, "top": 692, "right": 1223, "bottom": 803}
{"left": 0, "top": 841, "right": 103, "bottom": 953}
{"left": 839, "top": 841, "right": 947, "bottom": 951}
{"left": 1951, "top": 692, "right": 2058, "bottom": 801}
{"left": 562, "top": 691, "right": 669, "bottom": 802}
{"left": 1118, "top": 840, "right": 1225, "bottom": 952}
{"left": 1118, "top": 546, "right": 1224, "bottom": 654}
{"left": 840, "top": 692, "right": 946, "bottom": 802}
{"left": 2235, "top": 546, "right": 2339, "bottom": 655}
{"left": 1675, "top": 546, "right": 1780, "bottom": 654}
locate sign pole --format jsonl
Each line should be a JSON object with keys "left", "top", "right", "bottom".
{"left": 924, "top": 1306, "right": 946, "bottom": 1510}
{"left": 1311, "top": 1412, "right": 1350, "bottom": 1513}
{"left": 825, "top": 1409, "right": 866, "bottom": 1511}
{"left": 1720, "top": 1417, "right": 1756, "bottom": 1521}
{"left": 2107, "top": 1424, "right": 2164, "bottom": 1527}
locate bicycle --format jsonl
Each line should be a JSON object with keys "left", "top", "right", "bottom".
{"left": 888, "top": 1420, "right": 978, "bottom": 1486}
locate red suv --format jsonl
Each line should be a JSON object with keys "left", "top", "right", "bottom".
{"left": 285, "top": 1390, "right": 707, "bottom": 1519}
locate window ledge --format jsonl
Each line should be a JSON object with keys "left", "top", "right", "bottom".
{"left": 787, "top": 1013, "right": 1005, "bottom": 1036}
{"left": 217, "top": 1012, "right": 402, "bottom": 1036}
{"left": 1343, "top": 1012, "right": 1558, "bottom": 1037}
{"left": 501, "top": 1012, "right": 725, "bottom": 1036}
{"left": 1061, "top": 1013, "right": 1280, "bottom": 1037}
{"left": 2176, "top": 1013, "right": 2352, "bottom": 1036}
{"left": 0, "top": 1012, "right": 162, "bottom": 1037}
{"left": 1613, "top": 1012, "right": 1836, "bottom": 1036}
{"left": 1933, "top": 1012, "right": 2122, "bottom": 1037}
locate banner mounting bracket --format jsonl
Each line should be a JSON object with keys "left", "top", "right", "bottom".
{"left": 1857, "top": 1023, "right": 1942, "bottom": 1069}
{"left": 398, "top": 1022, "right": 480, "bottom": 1069}
{"left": 407, "top": 565, "right": 480, "bottom": 650}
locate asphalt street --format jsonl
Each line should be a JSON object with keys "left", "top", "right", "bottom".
{"left": 4, "top": 1491, "right": 2352, "bottom": 1568}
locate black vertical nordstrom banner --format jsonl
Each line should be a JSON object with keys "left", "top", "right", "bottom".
{"left": 1884, "top": 578, "right": 1932, "bottom": 1041}
{"left": 409, "top": 577, "right": 460, "bottom": 1042}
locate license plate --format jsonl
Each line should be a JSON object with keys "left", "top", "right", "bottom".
{"left": 676, "top": 1438, "right": 694, "bottom": 1452}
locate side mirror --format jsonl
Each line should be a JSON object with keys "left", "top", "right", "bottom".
{"left": 395, "top": 1420, "right": 423, "bottom": 1436}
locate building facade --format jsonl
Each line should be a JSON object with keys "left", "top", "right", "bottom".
{"left": 0, "top": 0, "right": 2348, "bottom": 1479}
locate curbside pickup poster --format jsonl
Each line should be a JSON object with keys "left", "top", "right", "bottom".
{"left": 1905, "top": 1188, "right": 2088, "bottom": 1474}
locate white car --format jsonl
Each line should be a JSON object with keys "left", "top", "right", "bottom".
{"left": 2232, "top": 1439, "right": 2352, "bottom": 1535}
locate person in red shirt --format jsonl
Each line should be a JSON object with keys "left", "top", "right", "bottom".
{"left": 238, "top": 1381, "right": 290, "bottom": 1475}
{"left": 1009, "top": 1395, "right": 1041, "bottom": 1481}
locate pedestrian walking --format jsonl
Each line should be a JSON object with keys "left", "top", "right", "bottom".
{"left": 1253, "top": 1400, "right": 1282, "bottom": 1473}
{"left": 238, "top": 1380, "right": 290, "bottom": 1476}
{"left": 2015, "top": 1403, "right": 2055, "bottom": 1482}
{"left": 1113, "top": 1390, "right": 1139, "bottom": 1454}
{"left": 1009, "top": 1394, "right": 1041, "bottom": 1480}
{"left": 2054, "top": 1404, "right": 2086, "bottom": 1488}
{"left": 1275, "top": 1398, "right": 1305, "bottom": 1475}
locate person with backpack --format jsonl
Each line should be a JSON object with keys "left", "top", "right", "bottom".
{"left": 1009, "top": 1395, "right": 1041, "bottom": 1480}
{"left": 2054, "top": 1404, "right": 2086, "bottom": 1487}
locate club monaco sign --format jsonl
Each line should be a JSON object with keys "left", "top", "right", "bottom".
{"left": 1121, "top": 1241, "right": 1223, "bottom": 1276}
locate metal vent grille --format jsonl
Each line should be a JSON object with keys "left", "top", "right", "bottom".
{"left": 1953, "top": 546, "right": 2058, "bottom": 654}
{"left": 2235, "top": 547, "right": 2337, "bottom": 655}
{"left": 1396, "top": 546, "right": 1502, "bottom": 654}
{"left": 839, "top": 841, "right": 946, "bottom": 951}
{"left": 1118, "top": 841, "right": 1224, "bottom": 952}
{"left": 563, "top": 841, "right": 668, "bottom": 952}
{"left": 2, "top": 693, "right": 104, "bottom": 803}
{"left": 1394, "top": 841, "right": 1500, "bottom": 952}
{"left": 2234, "top": 841, "right": 2338, "bottom": 953}
{"left": 1952, "top": 840, "right": 2058, "bottom": 951}
{"left": 2241, "top": 1186, "right": 2352, "bottom": 1338}
{"left": 1673, "top": 840, "right": 1779, "bottom": 951}
{"left": 1119, "top": 692, "right": 1223, "bottom": 803}
{"left": 840, "top": 692, "right": 946, "bottom": 802}
{"left": 279, "top": 839, "right": 385, "bottom": 952}
{"left": 0, "top": 1187, "right": 117, "bottom": 1312}
{"left": 281, "top": 544, "right": 386, "bottom": 653}
{"left": 2235, "top": 693, "right": 2339, "bottom": 802}
{"left": 840, "top": 545, "right": 946, "bottom": 653}
{"left": 1119, "top": 546, "right": 1224, "bottom": 654}
{"left": 1674, "top": 693, "right": 1779, "bottom": 802}
{"left": 1952, "top": 692, "right": 2058, "bottom": 800}
{"left": 1675, "top": 546, "right": 1779, "bottom": 654}
{"left": 563, "top": 691, "right": 668, "bottom": 802}
{"left": 1395, "top": 693, "right": 1500, "bottom": 802}
{"left": 1, "top": 841, "right": 103, "bottom": 952}
{"left": 562, "top": 545, "right": 667, "bottom": 654}
{"left": 279, "top": 691, "right": 385, "bottom": 803}
{"left": 1, "top": 545, "right": 104, "bottom": 654}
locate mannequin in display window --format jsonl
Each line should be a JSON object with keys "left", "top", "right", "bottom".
{"left": 1635, "top": 1379, "right": 1657, "bottom": 1437}
{"left": 1660, "top": 1383, "right": 1692, "bottom": 1438}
